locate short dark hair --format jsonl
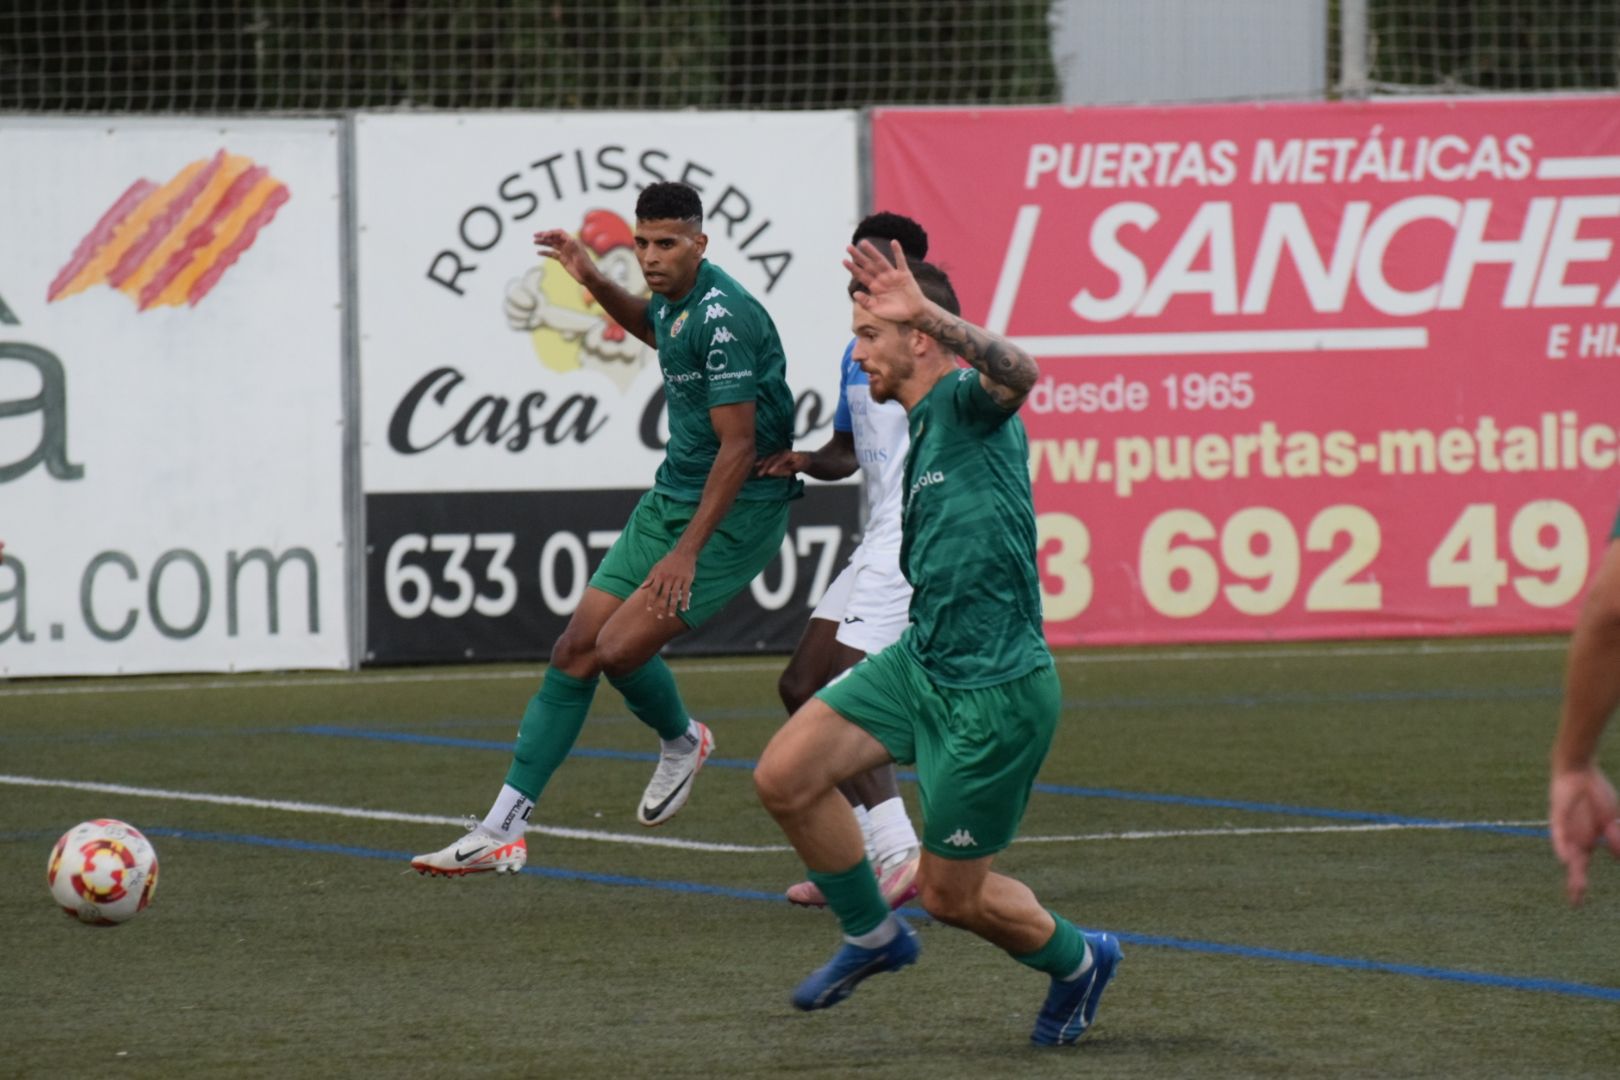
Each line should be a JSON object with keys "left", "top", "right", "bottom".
{"left": 852, "top": 212, "right": 928, "bottom": 260}
{"left": 636, "top": 181, "right": 703, "bottom": 224}
{"left": 848, "top": 258, "right": 961, "bottom": 318}
{"left": 910, "top": 260, "right": 960, "bottom": 316}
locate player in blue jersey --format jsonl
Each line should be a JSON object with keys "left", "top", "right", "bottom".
{"left": 758, "top": 214, "right": 929, "bottom": 910}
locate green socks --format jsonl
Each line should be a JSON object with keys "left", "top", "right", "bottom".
{"left": 807, "top": 857, "right": 891, "bottom": 938}
{"left": 502, "top": 657, "right": 690, "bottom": 800}
{"left": 607, "top": 656, "right": 692, "bottom": 741}
{"left": 1013, "top": 910, "right": 1090, "bottom": 979}
{"left": 503, "top": 667, "right": 600, "bottom": 799}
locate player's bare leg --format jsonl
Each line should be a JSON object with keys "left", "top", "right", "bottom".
{"left": 756, "top": 700, "right": 921, "bottom": 1008}
{"left": 778, "top": 623, "right": 919, "bottom": 907}
{"left": 916, "top": 853, "right": 1121, "bottom": 1046}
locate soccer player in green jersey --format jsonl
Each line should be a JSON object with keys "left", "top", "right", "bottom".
{"left": 1550, "top": 505, "right": 1620, "bottom": 905}
{"left": 753, "top": 239, "right": 1121, "bottom": 1046}
{"left": 413, "top": 181, "right": 800, "bottom": 876}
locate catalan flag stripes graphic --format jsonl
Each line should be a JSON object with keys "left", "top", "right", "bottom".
{"left": 47, "top": 149, "right": 290, "bottom": 311}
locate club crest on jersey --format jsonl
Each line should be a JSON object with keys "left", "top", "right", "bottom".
{"left": 671, "top": 310, "right": 689, "bottom": 337}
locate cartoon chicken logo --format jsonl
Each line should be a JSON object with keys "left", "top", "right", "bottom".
{"left": 504, "top": 208, "right": 655, "bottom": 392}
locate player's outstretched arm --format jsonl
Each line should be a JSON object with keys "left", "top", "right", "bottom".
{"left": 534, "top": 228, "right": 655, "bottom": 347}
{"left": 845, "top": 239, "right": 1040, "bottom": 410}
{"left": 756, "top": 431, "right": 857, "bottom": 482}
{"left": 1550, "top": 537, "right": 1620, "bottom": 905}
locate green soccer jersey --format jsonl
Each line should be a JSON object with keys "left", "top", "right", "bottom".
{"left": 646, "top": 260, "right": 798, "bottom": 503}
{"left": 897, "top": 368, "right": 1051, "bottom": 687}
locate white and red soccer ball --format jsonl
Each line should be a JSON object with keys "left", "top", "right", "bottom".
{"left": 47, "top": 818, "right": 159, "bottom": 926}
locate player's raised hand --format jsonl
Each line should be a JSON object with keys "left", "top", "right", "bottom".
{"left": 845, "top": 239, "right": 928, "bottom": 326}
{"left": 534, "top": 229, "right": 597, "bottom": 285}
{"left": 1549, "top": 763, "right": 1620, "bottom": 905}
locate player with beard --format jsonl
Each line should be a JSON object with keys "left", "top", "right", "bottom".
{"left": 753, "top": 240, "right": 1121, "bottom": 1046}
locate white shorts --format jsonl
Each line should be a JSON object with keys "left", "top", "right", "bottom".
{"left": 810, "top": 545, "right": 912, "bottom": 654}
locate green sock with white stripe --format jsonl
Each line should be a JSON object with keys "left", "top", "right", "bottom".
{"left": 807, "top": 857, "right": 892, "bottom": 941}
{"left": 1013, "top": 911, "right": 1091, "bottom": 979}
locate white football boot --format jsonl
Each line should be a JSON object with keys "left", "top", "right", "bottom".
{"left": 411, "top": 820, "right": 527, "bottom": 877}
{"left": 638, "top": 721, "right": 714, "bottom": 826}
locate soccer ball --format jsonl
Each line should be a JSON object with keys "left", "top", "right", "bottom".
{"left": 47, "top": 818, "right": 160, "bottom": 926}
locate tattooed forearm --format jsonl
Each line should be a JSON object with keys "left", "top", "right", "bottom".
{"left": 915, "top": 307, "right": 1040, "bottom": 401}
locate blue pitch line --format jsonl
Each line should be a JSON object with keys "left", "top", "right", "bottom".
{"left": 2, "top": 681, "right": 1562, "bottom": 748}
{"left": 1067, "top": 685, "right": 1560, "bottom": 711}
{"left": 298, "top": 725, "right": 1548, "bottom": 839}
{"left": 137, "top": 825, "right": 1620, "bottom": 1004}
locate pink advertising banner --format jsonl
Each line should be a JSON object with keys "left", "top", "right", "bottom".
{"left": 873, "top": 97, "right": 1620, "bottom": 644}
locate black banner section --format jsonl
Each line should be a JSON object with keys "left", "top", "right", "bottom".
{"left": 364, "top": 486, "right": 860, "bottom": 664}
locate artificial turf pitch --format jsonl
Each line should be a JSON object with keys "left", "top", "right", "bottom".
{"left": 2, "top": 637, "right": 1616, "bottom": 1078}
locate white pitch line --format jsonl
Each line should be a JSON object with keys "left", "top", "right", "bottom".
{"left": 0, "top": 639, "right": 1566, "bottom": 698}
{"left": 0, "top": 774, "right": 790, "bottom": 854}
{"left": 1015, "top": 820, "right": 1544, "bottom": 844}
{"left": 1, "top": 773, "right": 1539, "bottom": 851}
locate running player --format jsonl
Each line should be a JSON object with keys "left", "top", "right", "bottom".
{"left": 756, "top": 213, "right": 929, "bottom": 910}
{"left": 753, "top": 240, "right": 1121, "bottom": 1046}
{"left": 413, "top": 181, "right": 800, "bottom": 875}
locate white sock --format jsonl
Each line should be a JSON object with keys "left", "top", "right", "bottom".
{"left": 660, "top": 719, "right": 698, "bottom": 754}
{"left": 480, "top": 784, "right": 534, "bottom": 840}
{"left": 1063, "top": 941, "right": 1095, "bottom": 981}
{"left": 866, "top": 797, "right": 919, "bottom": 868}
{"left": 852, "top": 805, "right": 874, "bottom": 863}
{"left": 845, "top": 915, "right": 899, "bottom": 950}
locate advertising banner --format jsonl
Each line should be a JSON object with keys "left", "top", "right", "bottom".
{"left": 356, "top": 112, "right": 861, "bottom": 661}
{"left": 0, "top": 118, "right": 349, "bottom": 675}
{"left": 874, "top": 97, "right": 1620, "bottom": 643}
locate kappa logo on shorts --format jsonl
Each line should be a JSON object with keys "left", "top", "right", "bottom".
{"left": 943, "top": 829, "right": 977, "bottom": 848}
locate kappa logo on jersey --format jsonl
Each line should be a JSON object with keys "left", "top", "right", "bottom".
{"left": 700, "top": 287, "right": 726, "bottom": 303}
{"left": 671, "top": 310, "right": 689, "bottom": 337}
{"left": 704, "top": 302, "right": 732, "bottom": 322}
{"left": 711, "top": 326, "right": 738, "bottom": 346}
{"left": 943, "top": 829, "right": 977, "bottom": 848}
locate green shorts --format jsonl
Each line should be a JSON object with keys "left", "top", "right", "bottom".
{"left": 817, "top": 643, "right": 1062, "bottom": 860}
{"left": 589, "top": 490, "right": 789, "bottom": 629}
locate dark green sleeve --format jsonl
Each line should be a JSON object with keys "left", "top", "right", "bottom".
{"left": 952, "top": 367, "right": 1018, "bottom": 432}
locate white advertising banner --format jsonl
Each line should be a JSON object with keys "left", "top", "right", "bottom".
{"left": 353, "top": 112, "right": 863, "bottom": 663}
{"left": 355, "top": 111, "right": 860, "bottom": 493}
{"left": 0, "top": 117, "right": 349, "bottom": 676}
